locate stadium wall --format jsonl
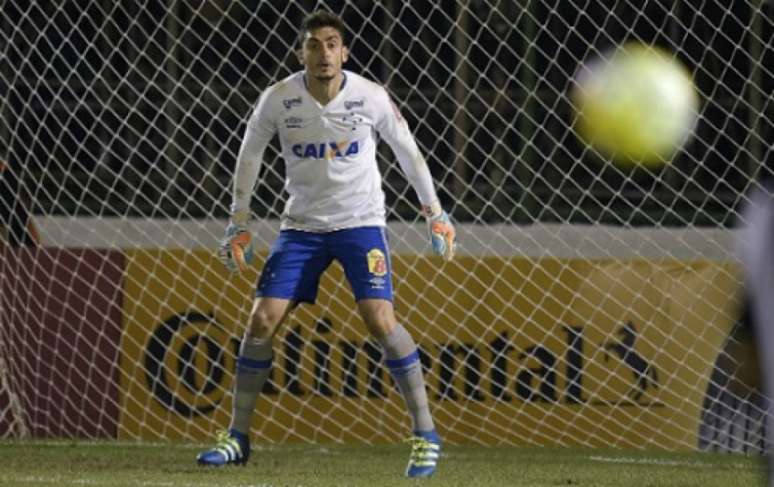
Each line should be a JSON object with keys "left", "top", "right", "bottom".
{"left": 0, "top": 247, "right": 124, "bottom": 437}
{"left": 1, "top": 218, "right": 759, "bottom": 452}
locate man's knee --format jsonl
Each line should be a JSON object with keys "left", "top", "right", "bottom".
{"left": 360, "top": 300, "right": 397, "bottom": 338}
{"left": 249, "top": 300, "right": 291, "bottom": 337}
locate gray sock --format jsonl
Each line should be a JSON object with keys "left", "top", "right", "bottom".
{"left": 377, "top": 324, "right": 435, "bottom": 432}
{"left": 230, "top": 334, "right": 273, "bottom": 435}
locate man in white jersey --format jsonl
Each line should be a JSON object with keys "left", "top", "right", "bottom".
{"left": 196, "top": 11, "right": 455, "bottom": 478}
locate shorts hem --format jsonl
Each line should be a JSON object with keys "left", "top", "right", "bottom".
{"left": 353, "top": 293, "right": 393, "bottom": 303}
{"left": 255, "top": 291, "right": 316, "bottom": 305}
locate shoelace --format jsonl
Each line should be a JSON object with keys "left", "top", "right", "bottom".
{"left": 405, "top": 437, "right": 439, "bottom": 464}
{"left": 213, "top": 431, "right": 242, "bottom": 456}
{"left": 215, "top": 431, "right": 231, "bottom": 445}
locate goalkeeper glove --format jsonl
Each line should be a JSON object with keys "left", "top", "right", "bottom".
{"left": 422, "top": 202, "right": 456, "bottom": 261}
{"left": 218, "top": 209, "right": 255, "bottom": 273}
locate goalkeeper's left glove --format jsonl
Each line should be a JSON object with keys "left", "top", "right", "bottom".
{"left": 218, "top": 209, "right": 255, "bottom": 273}
{"left": 422, "top": 201, "right": 456, "bottom": 261}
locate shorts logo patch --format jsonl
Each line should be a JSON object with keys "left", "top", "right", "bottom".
{"left": 369, "top": 277, "right": 386, "bottom": 289}
{"left": 367, "top": 249, "right": 387, "bottom": 277}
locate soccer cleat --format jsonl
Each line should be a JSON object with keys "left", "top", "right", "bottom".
{"left": 196, "top": 429, "right": 250, "bottom": 466}
{"left": 405, "top": 430, "right": 441, "bottom": 478}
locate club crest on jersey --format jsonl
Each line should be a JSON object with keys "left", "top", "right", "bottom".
{"left": 291, "top": 140, "right": 359, "bottom": 160}
{"left": 344, "top": 98, "right": 365, "bottom": 110}
{"left": 367, "top": 249, "right": 387, "bottom": 277}
{"left": 282, "top": 96, "right": 302, "bottom": 110}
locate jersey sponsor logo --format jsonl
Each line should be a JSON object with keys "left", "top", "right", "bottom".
{"left": 344, "top": 98, "right": 365, "bottom": 110}
{"left": 367, "top": 248, "right": 387, "bottom": 276}
{"left": 291, "top": 140, "right": 360, "bottom": 160}
{"left": 282, "top": 96, "right": 303, "bottom": 110}
{"left": 284, "top": 116, "right": 304, "bottom": 128}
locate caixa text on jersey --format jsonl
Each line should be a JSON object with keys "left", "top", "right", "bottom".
{"left": 291, "top": 140, "right": 359, "bottom": 159}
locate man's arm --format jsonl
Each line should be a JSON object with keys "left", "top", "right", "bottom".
{"left": 374, "top": 88, "right": 456, "bottom": 260}
{"left": 219, "top": 90, "right": 277, "bottom": 272}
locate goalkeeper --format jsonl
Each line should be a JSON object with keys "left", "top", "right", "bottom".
{"left": 197, "top": 11, "right": 454, "bottom": 478}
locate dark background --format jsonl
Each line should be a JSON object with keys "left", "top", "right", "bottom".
{"left": 1, "top": 0, "right": 772, "bottom": 226}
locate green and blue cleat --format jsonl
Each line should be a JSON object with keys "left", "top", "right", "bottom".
{"left": 196, "top": 429, "right": 250, "bottom": 466}
{"left": 405, "top": 430, "right": 441, "bottom": 478}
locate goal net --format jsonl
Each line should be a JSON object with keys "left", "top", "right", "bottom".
{"left": 1, "top": 0, "right": 771, "bottom": 453}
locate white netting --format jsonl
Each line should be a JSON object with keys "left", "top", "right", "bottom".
{"left": 1, "top": 0, "right": 772, "bottom": 453}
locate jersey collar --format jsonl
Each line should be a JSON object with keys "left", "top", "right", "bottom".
{"left": 301, "top": 71, "right": 349, "bottom": 109}
{"left": 302, "top": 71, "right": 348, "bottom": 90}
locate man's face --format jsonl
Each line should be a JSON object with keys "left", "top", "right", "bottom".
{"left": 299, "top": 27, "right": 348, "bottom": 81}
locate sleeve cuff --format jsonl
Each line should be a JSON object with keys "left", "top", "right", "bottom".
{"left": 420, "top": 200, "right": 443, "bottom": 218}
{"left": 231, "top": 208, "right": 250, "bottom": 225}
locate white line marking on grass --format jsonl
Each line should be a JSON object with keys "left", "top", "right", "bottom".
{"left": 3, "top": 439, "right": 172, "bottom": 448}
{"left": 4, "top": 476, "right": 301, "bottom": 487}
{"left": 588, "top": 455, "right": 712, "bottom": 468}
{"left": 3, "top": 439, "right": 288, "bottom": 452}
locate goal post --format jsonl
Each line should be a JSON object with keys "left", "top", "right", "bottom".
{"left": 0, "top": 355, "right": 29, "bottom": 440}
{"left": 1, "top": 0, "right": 771, "bottom": 453}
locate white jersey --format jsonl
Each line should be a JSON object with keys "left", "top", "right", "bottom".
{"left": 231, "top": 70, "right": 438, "bottom": 232}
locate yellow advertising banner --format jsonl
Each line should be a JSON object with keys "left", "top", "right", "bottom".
{"left": 119, "top": 249, "right": 739, "bottom": 450}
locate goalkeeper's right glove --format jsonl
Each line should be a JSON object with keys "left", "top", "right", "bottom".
{"left": 218, "top": 209, "right": 255, "bottom": 273}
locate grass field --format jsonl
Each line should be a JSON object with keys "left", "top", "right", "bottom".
{"left": 0, "top": 440, "right": 765, "bottom": 487}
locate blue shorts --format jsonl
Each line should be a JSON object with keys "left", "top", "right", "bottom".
{"left": 256, "top": 226, "right": 393, "bottom": 304}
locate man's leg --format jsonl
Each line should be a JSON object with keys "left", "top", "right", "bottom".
{"left": 197, "top": 297, "right": 293, "bottom": 466}
{"left": 331, "top": 226, "right": 440, "bottom": 477}
{"left": 359, "top": 299, "right": 435, "bottom": 433}
{"left": 231, "top": 297, "right": 294, "bottom": 434}
{"left": 199, "top": 229, "right": 330, "bottom": 466}
{"left": 358, "top": 299, "right": 440, "bottom": 478}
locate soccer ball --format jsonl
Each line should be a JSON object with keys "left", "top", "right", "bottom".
{"left": 572, "top": 43, "right": 699, "bottom": 167}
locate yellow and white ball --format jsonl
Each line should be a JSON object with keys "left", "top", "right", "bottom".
{"left": 572, "top": 43, "right": 699, "bottom": 167}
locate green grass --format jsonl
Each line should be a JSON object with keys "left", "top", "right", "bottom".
{"left": 0, "top": 440, "right": 765, "bottom": 487}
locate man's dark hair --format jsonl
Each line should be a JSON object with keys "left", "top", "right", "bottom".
{"left": 299, "top": 11, "right": 347, "bottom": 45}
